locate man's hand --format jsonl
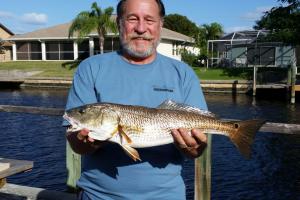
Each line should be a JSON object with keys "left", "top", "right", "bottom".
{"left": 66, "top": 128, "right": 104, "bottom": 154}
{"left": 171, "top": 128, "right": 207, "bottom": 158}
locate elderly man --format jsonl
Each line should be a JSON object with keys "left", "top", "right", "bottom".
{"left": 65, "top": 0, "right": 208, "bottom": 199}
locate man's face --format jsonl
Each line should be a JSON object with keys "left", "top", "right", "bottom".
{"left": 118, "top": 0, "right": 163, "bottom": 59}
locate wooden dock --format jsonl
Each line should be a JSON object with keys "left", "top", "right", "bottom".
{"left": 0, "top": 184, "right": 76, "bottom": 200}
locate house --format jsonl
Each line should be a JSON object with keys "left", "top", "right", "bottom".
{"left": 0, "top": 23, "right": 14, "bottom": 62}
{"left": 207, "top": 30, "right": 299, "bottom": 68}
{"left": 5, "top": 22, "right": 199, "bottom": 61}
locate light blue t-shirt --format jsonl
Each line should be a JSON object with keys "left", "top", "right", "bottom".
{"left": 65, "top": 51, "right": 207, "bottom": 200}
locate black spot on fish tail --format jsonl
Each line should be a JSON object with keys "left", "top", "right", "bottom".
{"left": 228, "top": 119, "right": 265, "bottom": 159}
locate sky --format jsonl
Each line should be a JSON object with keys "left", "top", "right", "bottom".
{"left": 0, "top": 0, "right": 282, "bottom": 35}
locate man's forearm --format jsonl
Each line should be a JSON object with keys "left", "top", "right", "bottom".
{"left": 66, "top": 131, "right": 103, "bottom": 154}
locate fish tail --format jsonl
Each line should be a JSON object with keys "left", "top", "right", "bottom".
{"left": 228, "top": 119, "right": 265, "bottom": 159}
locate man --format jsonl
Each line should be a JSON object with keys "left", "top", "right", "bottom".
{"left": 65, "top": 0, "right": 208, "bottom": 199}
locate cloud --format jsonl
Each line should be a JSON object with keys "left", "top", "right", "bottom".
{"left": 241, "top": 6, "right": 272, "bottom": 21}
{"left": 225, "top": 26, "right": 253, "bottom": 33}
{"left": 21, "top": 12, "right": 48, "bottom": 25}
{"left": 0, "top": 11, "right": 14, "bottom": 19}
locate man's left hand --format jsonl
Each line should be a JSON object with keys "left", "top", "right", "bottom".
{"left": 171, "top": 128, "right": 207, "bottom": 158}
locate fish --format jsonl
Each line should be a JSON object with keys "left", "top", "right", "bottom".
{"left": 63, "top": 100, "right": 265, "bottom": 161}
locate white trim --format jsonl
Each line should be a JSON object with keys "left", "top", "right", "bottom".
{"left": 12, "top": 43, "right": 16, "bottom": 61}
{"left": 89, "top": 37, "right": 94, "bottom": 56}
{"left": 41, "top": 41, "right": 46, "bottom": 61}
{"left": 73, "top": 41, "right": 78, "bottom": 60}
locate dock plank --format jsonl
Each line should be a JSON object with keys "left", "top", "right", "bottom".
{"left": 0, "top": 158, "right": 33, "bottom": 180}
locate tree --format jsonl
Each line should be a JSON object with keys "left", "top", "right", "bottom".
{"left": 164, "top": 14, "right": 223, "bottom": 56}
{"left": 254, "top": 0, "right": 300, "bottom": 45}
{"left": 201, "top": 23, "right": 224, "bottom": 41}
{"left": 69, "top": 2, "right": 117, "bottom": 54}
{"left": 163, "top": 14, "right": 199, "bottom": 38}
{"left": 197, "top": 22, "right": 224, "bottom": 56}
{"left": 0, "top": 39, "right": 5, "bottom": 54}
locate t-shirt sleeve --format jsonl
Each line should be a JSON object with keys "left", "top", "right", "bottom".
{"left": 62, "top": 59, "right": 99, "bottom": 126}
{"left": 182, "top": 65, "right": 208, "bottom": 111}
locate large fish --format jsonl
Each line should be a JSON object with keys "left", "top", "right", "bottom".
{"left": 63, "top": 100, "right": 265, "bottom": 161}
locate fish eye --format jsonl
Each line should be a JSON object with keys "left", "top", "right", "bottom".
{"left": 234, "top": 123, "right": 239, "bottom": 129}
{"left": 79, "top": 109, "right": 85, "bottom": 114}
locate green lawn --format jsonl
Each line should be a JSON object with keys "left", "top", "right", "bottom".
{"left": 0, "top": 61, "right": 77, "bottom": 77}
{"left": 0, "top": 61, "right": 252, "bottom": 80}
{"left": 193, "top": 67, "right": 252, "bottom": 80}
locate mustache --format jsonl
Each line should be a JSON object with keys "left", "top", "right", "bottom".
{"left": 129, "top": 34, "right": 154, "bottom": 40}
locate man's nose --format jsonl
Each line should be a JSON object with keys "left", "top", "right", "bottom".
{"left": 135, "top": 20, "right": 147, "bottom": 33}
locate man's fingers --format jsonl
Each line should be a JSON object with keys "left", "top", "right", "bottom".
{"left": 80, "top": 128, "right": 89, "bottom": 136}
{"left": 191, "top": 129, "right": 207, "bottom": 144}
{"left": 178, "top": 128, "right": 198, "bottom": 148}
{"left": 77, "top": 128, "right": 90, "bottom": 142}
{"left": 171, "top": 129, "right": 186, "bottom": 147}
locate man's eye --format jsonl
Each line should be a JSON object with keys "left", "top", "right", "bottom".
{"left": 146, "top": 20, "right": 155, "bottom": 25}
{"left": 128, "top": 18, "right": 138, "bottom": 23}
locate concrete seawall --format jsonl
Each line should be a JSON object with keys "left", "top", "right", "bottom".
{"left": 200, "top": 80, "right": 252, "bottom": 93}
{"left": 0, "top": 77, "right": 291, "bottom": 96}
{"left": 20, "top": 78, "right": 254, "bottom": 93}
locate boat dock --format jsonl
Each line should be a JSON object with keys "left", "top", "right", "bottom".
{"left": 0, "top": 184, "right": 76, "bottom": 200}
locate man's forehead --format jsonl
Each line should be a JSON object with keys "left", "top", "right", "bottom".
{"left": 122, "top": 0, "right": 160, "bottom": 16}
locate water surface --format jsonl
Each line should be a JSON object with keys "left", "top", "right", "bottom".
{"left": 0, "top": 89, "right": 299, "bottom": 200}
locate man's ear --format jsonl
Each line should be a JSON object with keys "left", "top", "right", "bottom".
{"left": 116, "top": 17, "right": 121, "bottom": 30}
{"left": 160, "top": 19, "right": 164, "bottom": 30}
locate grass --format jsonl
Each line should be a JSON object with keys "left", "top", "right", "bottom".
{"left": 0, "top": 61, "right": 77, "bottom": 77}
{"left": 0, "top": 61, "right": 253, "bottom": 80}
{"left": 193, "top": 67, "right": 252, "bottom": 80}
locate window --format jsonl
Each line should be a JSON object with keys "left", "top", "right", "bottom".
{"left": 16, "top": 42, "right": 42, "bottom": 60}
{"left": 93, "top": 38, "right": 118, "bottom": 54}
{"left": 247, "top": 46, "right": 275, "bottom": 66}
{"left": 78, "top": 40, "right": 89, "bottom": 60}
{"left": 46, "top": 41, "right": 74, "bottom": 60}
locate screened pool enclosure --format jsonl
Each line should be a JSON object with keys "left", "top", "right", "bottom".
{"left": 207, "top": 30, "right": 298, "bottom": 68}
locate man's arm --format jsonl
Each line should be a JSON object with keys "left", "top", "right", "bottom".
{"left": 66, "top": 128, "right": 105, "bottom": 155}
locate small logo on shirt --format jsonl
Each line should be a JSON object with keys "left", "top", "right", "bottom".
{"left": 153, "top": 87, "right": 174, "bottom": 93}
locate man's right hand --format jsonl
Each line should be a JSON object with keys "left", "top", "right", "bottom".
{"left": 66, "top": 127, "right": 104, "bottom": 154}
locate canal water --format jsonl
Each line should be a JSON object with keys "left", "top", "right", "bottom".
{"left": 0, "top": 88, "right": 299, "bottom": 200}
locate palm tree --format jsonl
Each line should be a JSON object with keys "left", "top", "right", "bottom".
{"left": 202, "top": 22, "right": 224, "bottom": 41}
{"left": 68, "top": 2, "right": 117, "bottom": 54}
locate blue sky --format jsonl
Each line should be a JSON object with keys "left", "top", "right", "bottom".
{"left": 0, "top": 0, "right": 281, "bottom": 34}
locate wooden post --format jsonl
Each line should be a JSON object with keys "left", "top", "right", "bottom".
{"left": 66, "top": 142, "right": 81, "bottom": 192}
{"left": 253, "top": 66, "right": 257, "bottom": 96}
{"left": 194, "top": 135, "right": 212, "bottom": 200}
{"left": 287, "top": 65, "right": 292, "bottom": 86}
{"left": 291, "top": 48, "right": 297, "bottom": 104}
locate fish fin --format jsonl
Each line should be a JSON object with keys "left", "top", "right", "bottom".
{"left": 118, "top": 125, "right": 132, "bottom": 144}
{"left": 228, "top": 119, "right": 265, "bottom": 159}
{"left": 117, "top": 125, "right": 141, "bottom": 161}
{"left": 120, "top": 144, "right": 141, "bottom": 161}
{"left": 157, "top": 99, "right": 216, "bottom": 118}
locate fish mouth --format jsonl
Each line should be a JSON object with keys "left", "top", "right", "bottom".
{"left": 63, "top": 113, "right": 81, "bottom": 130}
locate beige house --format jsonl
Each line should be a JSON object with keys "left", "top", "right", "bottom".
{"left": 6, "top": 22, "right": 199, "bottom": 61}
{"left": 0, "top": 23, "right": 14, "bottom": 62}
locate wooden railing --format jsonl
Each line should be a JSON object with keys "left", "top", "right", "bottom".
{"left": 1, "top": 105, "right": 300, "bottom": 200}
